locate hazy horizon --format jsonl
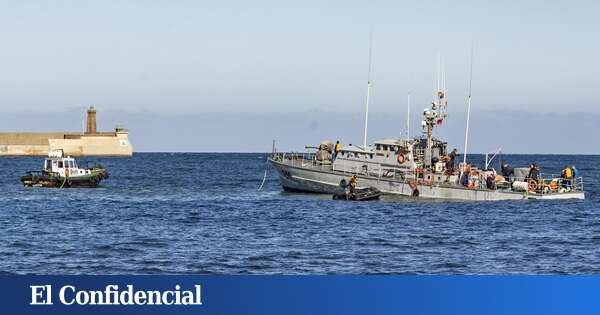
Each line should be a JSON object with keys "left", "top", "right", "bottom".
{"left": 1, "top": 1, "right": 598, "bottom": 153}
{"left": 2, "top": 107, "right": 599, "bottom": 154}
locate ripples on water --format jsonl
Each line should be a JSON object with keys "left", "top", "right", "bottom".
{"left": 0, "top": 153, "right": 598, "bottom": 274}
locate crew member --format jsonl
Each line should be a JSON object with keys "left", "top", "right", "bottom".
{"left": 460, "top": 169, "right": 469, "bottom": 187}
{"left": 572, "top": 165, "right": 579, "bottom": 178}
{"left": 561, "top": 165, "right": 573, "bottom": 189}
{"left": 348, "top": 175, "right": 358, "bottom": 197}
{"left": 500, "top": 160, "right": 514, "bottom": 180}
{"left": 333, "top": 140, "right": 342, "bottom": 160}
{"left": 349, "top": 175, "right": 358, "bottom": 189}
{"left": 486, "top": 173, "right": 496, "bottom": 190}
{"left": 446, "top": 148, "right": 458, "bottom": 171}
{"left": 527, "top": 163, "right": 539, "bottom": 181}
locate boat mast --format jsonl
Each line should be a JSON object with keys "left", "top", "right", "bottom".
{"left": 463, "top": 42, "right": 474, "bottom": 167}
{"left": 421, "top": 54, "right": 448, "bottom": 167}
{"left": 406, "top": 92, "right": 410, "bottom": 140}
{"left": 362, "top": 32, "right": 373, "bottom": 149}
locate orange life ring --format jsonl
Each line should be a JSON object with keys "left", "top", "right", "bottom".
{"left": 528, "top": 179, "right": 538, "bottom": 191}
{"left": 65, "top": 169, "right": 69, "bottom": 177}
{"left": 548, "top": 181, "right": 558, "bottom": 191}
{"left": 397, "top": 154, "right": 406, "bottom": 164}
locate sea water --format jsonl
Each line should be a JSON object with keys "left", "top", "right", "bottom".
{"left": 0, "top": 153, "right": 598, "bottom": 274}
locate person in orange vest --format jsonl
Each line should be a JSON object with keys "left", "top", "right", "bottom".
{"left": 561, "top": 165, "right": 573, "bottom": 189}
{"left": 349, "top": 174, "right": 357, "bottom": 190}
{"left": 333, "top": 140, "right": 342, "bottom": 161}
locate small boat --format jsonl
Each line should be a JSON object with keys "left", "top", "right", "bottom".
{"left": 20, "top": 149, "right": 109, "bottom": 188}
{"left": 333, "top": 187, "right": 382, "bottom": 201}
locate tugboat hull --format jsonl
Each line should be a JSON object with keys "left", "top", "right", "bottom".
{"left": 21, "top": 170, "right": 109, "bottom": 188}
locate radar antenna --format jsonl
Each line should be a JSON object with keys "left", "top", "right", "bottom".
{"left": 421, "top": 54, "right": 449, "bottom": 167}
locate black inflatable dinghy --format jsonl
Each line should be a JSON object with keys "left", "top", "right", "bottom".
{"left": 333, "top": 187, "right": 382, "bottom": 201}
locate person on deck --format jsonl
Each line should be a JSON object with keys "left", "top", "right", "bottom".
{"left": 446, "top": 148, "right": 458, "bottom": 171}
{"left": 561, "top": 165, "right": 573, "bottom": 189}
{"left": 527, "top": 163, "right": 539, "bottom": 181}
{"left": 571, "top": 165, "right": 580, "bottom": 190}
{"left": 460, "top": 170, "right": 469, "bottom": 187}
{"left": 500, "top": 160, "right": 514, "bottom": 180}
{"left": 572, "top": 165, "right": 579, "bottom": 178}
{"left": 486, "top": 173, "right": 496, "bottom": 190}
{"left": 348, "top": 175, "right": 358, "bottom": 197}
{"left": 333, "top": 141, "right": 342, "bottom": 160}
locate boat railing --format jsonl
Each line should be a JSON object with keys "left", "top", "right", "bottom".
{"left": 275, "top": 151, "right": 329, "bottom": 169}
{"left": 511, "top": 174, "right": 583, "bottom": 194}
{"left": 332, "top": 158, "right": 407, "bottom": 181}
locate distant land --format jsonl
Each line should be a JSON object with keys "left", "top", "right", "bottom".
{"left": 0, "top": 107, "right": 132, "bottom": 156}
{"left": 0, "top": 109, "right": 598, "bottom": 155}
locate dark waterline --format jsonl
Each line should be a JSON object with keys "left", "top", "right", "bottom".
{"left": 0, "top": 153, "right": 598, "bottom": 274}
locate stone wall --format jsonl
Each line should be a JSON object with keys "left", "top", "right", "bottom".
{"left": 0, "top": 132, "right": 133, "bottom": 157}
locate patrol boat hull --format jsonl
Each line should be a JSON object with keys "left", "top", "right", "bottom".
{"left": 269, "top": 158, "right": 585, "bottom": 201}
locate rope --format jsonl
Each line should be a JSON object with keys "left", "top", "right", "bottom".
{"left": 258, "top": 169, "right": 268, "bottom": 191}
{"left": 59, "top": 176, "right": 67, "bottom": 189}
{"left": 257, "top": 158, "right": 269, "bottom": 191}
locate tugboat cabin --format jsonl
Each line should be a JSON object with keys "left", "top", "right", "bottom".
{"left": 44, "top": 150, "right": 89, "bottom": 177}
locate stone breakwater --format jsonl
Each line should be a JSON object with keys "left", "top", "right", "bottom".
{"left": 0, "top": 106, "right": 133, "bottom": 157}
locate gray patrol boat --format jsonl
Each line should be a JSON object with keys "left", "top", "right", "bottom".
{"left": 268, "top": 69, "right": 584, "bottom": 201}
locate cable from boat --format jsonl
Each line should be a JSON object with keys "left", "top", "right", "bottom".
{"left": 257, "top": 158, "right": 269, "bottom": 191}
{"left": 59, "top": 176, "right": 67, "bottom": 189}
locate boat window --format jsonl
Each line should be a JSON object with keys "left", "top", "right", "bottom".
{"left": 44, "top": 160, "right": 51, "bottom": 170}
{"left": 58, "top": 161, "right": 63, "bottom": 168}
{"left": 376, "top": 144, "right": 381, "bottom": 151}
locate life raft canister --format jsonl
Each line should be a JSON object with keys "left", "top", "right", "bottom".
{"left": 397, "top": 153, "right": 406, "bottom": 164}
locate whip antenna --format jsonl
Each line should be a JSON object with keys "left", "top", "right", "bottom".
{"left": 462, "top": 41, "right": 475, "bottom": 166}
{"left": 362, "top": 31, "right": 373, "bottom": 149}
{"left": 406, "top": 92, "right": 411, "bottom": 140}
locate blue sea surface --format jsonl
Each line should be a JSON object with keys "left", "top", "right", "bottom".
{"left": 0, "top": 153, "right": 598, "bottom": 274}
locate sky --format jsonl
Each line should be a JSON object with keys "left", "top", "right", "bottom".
{"left": 0, "top": 0, "right": 598, "bottom": 153}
